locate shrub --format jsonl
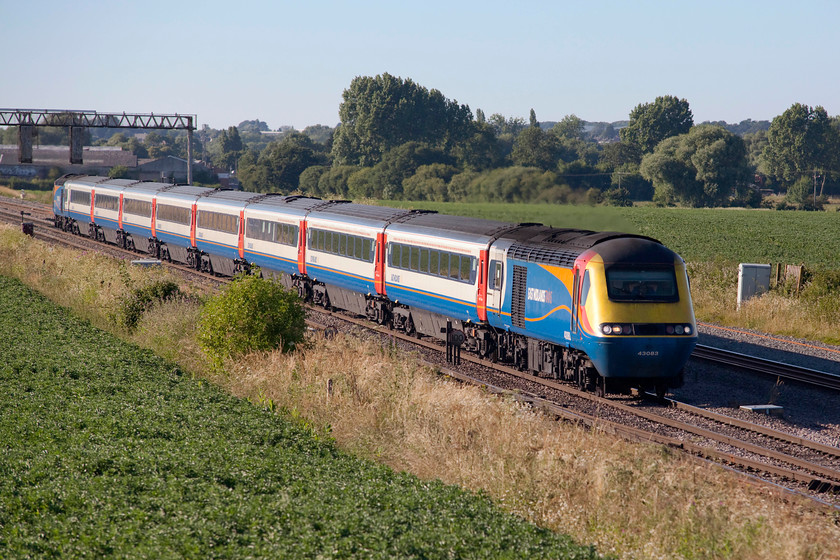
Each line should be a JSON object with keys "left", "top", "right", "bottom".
{"left": 197, "top": 272, "right": 306, "bottom": 367}
{"left": 117, "top": 280, "right": 182, "bottom": 330}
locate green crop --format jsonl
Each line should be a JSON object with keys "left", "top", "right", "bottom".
{"left": 0, "top": 276, "right": 600, "bottom": 559}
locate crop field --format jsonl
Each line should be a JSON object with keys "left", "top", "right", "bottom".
{"left": 383, "top": 201, "right": 840, "bottom": 269}
{"left": 0, "top": 276, "right": 597, "bottom": 559}
{"left": 620, "top": 207, "right": 840, "bottom": 268}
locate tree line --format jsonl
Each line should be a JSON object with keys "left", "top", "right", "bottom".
{"left": 5, "top": 73, "right": 839, "bottom": 208}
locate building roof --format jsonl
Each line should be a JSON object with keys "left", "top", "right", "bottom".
{"left": 0, "top": 145, "right": 137, "bottom": 167}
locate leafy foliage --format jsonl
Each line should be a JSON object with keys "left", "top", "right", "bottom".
{"left": 331, "top": 73, "right": 473, "bottom": 166}
{"left": 197, "top": 272, "right": 306, "bottom": 366}
{"left": 620, "top": 95, "right": 694, "bottom": 153}
{"left": 762, "top": 103, "right": 839, "bottom": 187}
{"left": 0, "top": 277, "right": 597, "bottom": 559}
{"left": 238, "top": 132, "right": 329, "bottom": 193}
{"left": 117, "top": 280, "right": 182, "bottom": 330}
{"left": 640, "top": 125, "right": 751, "bottom": 207}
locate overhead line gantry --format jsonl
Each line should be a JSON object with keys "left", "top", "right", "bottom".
{"left": 0, "top": 109, "right": 197, "bottom": 184}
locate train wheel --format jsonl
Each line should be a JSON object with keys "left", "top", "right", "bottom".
{"left": 595, "top": 376, "right": 606, "bottom": 398}
{"left": 655, "top": 383, "right": 667, "bottom": 399}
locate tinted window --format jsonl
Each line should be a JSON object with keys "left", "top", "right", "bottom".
{"left": 605, "top": 267, "right": 678, "bottom": 302}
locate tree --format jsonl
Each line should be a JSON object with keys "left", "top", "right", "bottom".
{"left": 511, "top": 127, "right": 560, "bottom": 170}
{"left": 620, "top": 95, "right": 694, "bottom": 153}
{"left": 240, "top": 132, "right": 328, "bottom": 193}
{"left": 471, "top": 166, "right": 562, "bottom": 203}
{"left": 640, "top": 125, "right": 751, "bottom": 207}
{"left": 551, "top": 114, "right": 586, "bottom": 141}
{"left": 451, "top": 122, "right": 504, "bottom": 171}
{"left": 599, "top": 142, "right": 643, "bottom": 169}
{"left": 237, "top": 119, "right": 270, "bottom": 134}
{"left": 529, "top": 108, "right": 538, "bottom": 128}
{"left": 366, "top": 141, "right": 452, "bottom": 199}
{"left": 402, "top": 163, "right": 459, "bottom": 201}
{"left": 314, "top": 165, "right": 358, "bottom": 198}
{"left": 488, "top": 113, "right": 526, "bottom": 137}
{"left": 210, "top": 126, "right": 243, "bottom": 171}
{"left": 331, "top": 73, "right": 473, "bottom": 166}
{"left": 761, "top": 103, "right": 840, "bottom": 189}
{"left": 301, "top": 124, "right": 334, "bottom": 145}
{"left": 108, "top": 165, "right": 130, "bottom": 179}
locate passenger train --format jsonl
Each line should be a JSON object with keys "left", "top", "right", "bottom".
{"left": 53, "top": 174, "right": 697, "bottom": 397}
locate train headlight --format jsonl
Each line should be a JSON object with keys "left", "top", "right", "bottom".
{"left": 601, "top": 324, "right": 613, "bottom": 335}
{"left": 683, "top": 325, "right": 692, "bottom": 335}
{"left": 674, "top": 325, "right": 684, "bottom": 335}
{"left": 665, "top": 325, "right": 675, "bottom": 335}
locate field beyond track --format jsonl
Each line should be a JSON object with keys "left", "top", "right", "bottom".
{"left": 0, "top": 276, "right": 598, "bottom": 558}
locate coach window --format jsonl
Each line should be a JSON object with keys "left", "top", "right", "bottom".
{"left": 429, "top": 251, "right": 439, "bottom": 275}
{"left": 70, "top": 190, "right": 91, "bottom": 207}
{"left": 94, "top": 194, "right": 119, "bottom": 211}
{"left": 409, "top": 247, "right": 420, "bottom": 271}
{"left": 123, "top": 198, "right": 151, "bottom": 218}
{"left": 400, "top": 244, "right": 410, "bottom": 269}
{"left": 419, "top": 248, "right": 429, "bottom": 273}
{"left": 439, "top": 252, "right": 450, "bottom": 278}
{"left": 449, "top": 255, "right": 462, "bottom": 280}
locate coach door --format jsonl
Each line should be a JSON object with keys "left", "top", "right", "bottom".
{"left": 485, "top": 247, "right": 506, "bottom": 318}
{"left": 571, "top": 265, "right": 581, "bottom": 337}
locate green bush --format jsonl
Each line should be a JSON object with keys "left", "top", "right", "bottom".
{"left": 197, "top": 272, "right": 306, "bottom": 366}
{"left": 118, "top": 280, "right": 182, "bottom": 330}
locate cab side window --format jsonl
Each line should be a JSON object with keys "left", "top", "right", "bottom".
{"left": 580, "top": 270, "right": 591, "bottom": 306}
{"left": 489, "top": 261, "right": 503, "bottom": 290}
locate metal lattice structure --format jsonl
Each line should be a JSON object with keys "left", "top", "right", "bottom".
{"left": 0, "top": 109, "right": 196, "bottom": 184}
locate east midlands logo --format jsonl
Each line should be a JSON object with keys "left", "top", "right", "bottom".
{"left": 527, "top": 287, "right": 552, "bottom": 304}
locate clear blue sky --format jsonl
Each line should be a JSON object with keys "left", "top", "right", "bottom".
{"left": 4, "top": 0, "right": 838, "bottom": 131}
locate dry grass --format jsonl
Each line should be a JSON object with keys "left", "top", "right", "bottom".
{"left": 688, "top": 261, "right": 840, "bottom": 344}
{"left": 217, "top": 333, "right": 840, "bottom": 560}
{"left": 0, "top": 184, "right": 53, "bottom": 205}
{"left": 2, "top": 224, "right": 840, "bottom": 559}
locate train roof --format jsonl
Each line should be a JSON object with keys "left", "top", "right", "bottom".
{"left": 244, "top": 194, "right": 326, "bottom": 217}
{"left": 306, "top": 201, "right": 414, "bottom": 229}
{"left": 500, "top": 225, "right": 665, "bottom": 267}
{"left": 385, "top": 211, "right": 518, "bottom": 246}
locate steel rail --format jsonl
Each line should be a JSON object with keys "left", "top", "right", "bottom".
{"left": 692, "top": 344, "right": 840, "bottom": 391}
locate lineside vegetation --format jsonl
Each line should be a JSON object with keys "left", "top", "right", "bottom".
{"left": 1, "top": 216, "right": 840, "bottom": 558}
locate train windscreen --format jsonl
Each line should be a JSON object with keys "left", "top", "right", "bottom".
{"left": 605, "top": 266, "right": 679, "bottom": 302}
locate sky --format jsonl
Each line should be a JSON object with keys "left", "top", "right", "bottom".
{"left": 3, "top": 0, "right": 839, "bottom": 131}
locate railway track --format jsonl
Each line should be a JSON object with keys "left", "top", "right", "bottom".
{"left": 3, "top": 195, "right": 840, "bottom": 508}
{"left": 359, "top": 312, "right": 840, "bottom": 504}
{"left": 693, "top": 344, "right": 840, "bottom": 391}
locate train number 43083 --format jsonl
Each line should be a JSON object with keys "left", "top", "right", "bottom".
{"left": 637, "top": 351, "right": 659, "bottom": 357}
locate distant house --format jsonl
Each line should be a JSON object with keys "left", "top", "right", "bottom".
{"left": 0, "top": 145, "right": 136, "bottom": 178}
{"left": 136, "top": 155, "right": 212, "bottom": 183}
